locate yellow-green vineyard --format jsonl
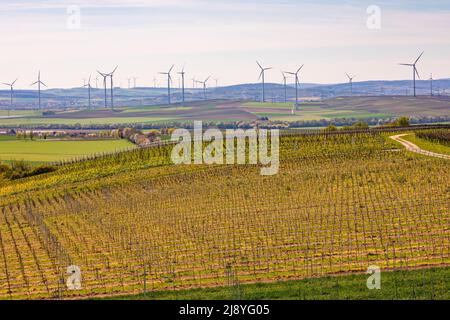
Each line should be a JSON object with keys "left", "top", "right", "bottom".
{"left": 0, "top": 131, "right": 449, "bottom": 299}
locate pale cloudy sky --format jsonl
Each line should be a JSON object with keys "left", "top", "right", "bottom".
{"left": 1, "top": 0, "right": 450, "bottom": 88}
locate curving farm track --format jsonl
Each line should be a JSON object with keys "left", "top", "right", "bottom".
{"left": 390, "top": 134, "right": 450, "bottom": 160}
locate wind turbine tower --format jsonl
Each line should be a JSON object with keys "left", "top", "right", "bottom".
{"left": 281, "top": 72, "right": 287, "bottom": 103}
{"left": 83, "top": 76, "right": 93, "bottom": 109}
{"left": 429, "top": 74, "right": 434, "bottom": 96}
{"left": 2, "top": 79, "right": 18, "bottom": 117}
{"left": 399, "top": 51, "right": 424, "bottom": 97}
{"left": 30, "top": 71, "right": 47, "bottom": 110}
{"left": 257, "top": 61, "right": 272, "bottom": 103}
{"left": 178, "top": 66, "right": 186, "bottom": 106}
{"left": 197, "top": 76, "right": 211, "bottom": 100}
{"left": 159, "top": 65, "right": 174, "bottom": 104}
{"left": 97, "top": 70, "right": 109, "bottom": 108}
{"left": 286, "top": 65, "right": 304, "bottom": 110}
{"left": 345, "top": 73, "right": 356, "bottom": 96}
{"left": 108, "top": 66, "right": 118, "bottom": 110}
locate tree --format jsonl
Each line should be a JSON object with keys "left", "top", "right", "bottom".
{"left": 396, "top": 117, "right": 410, "bottom": 127}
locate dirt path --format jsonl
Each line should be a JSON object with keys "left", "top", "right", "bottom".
{"left": 390, "top": 134, "right": 450, "bottom": 160}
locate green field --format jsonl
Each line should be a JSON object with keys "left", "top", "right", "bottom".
{"left": 0, "top": 138, "right": 135, "bottom": 162}
{"left": 0, "top": 110, "right": 41, "bottom": 117}
{"left": 110, "top": 267, "right": 450, "bottom": 300}
{"left": 0, "top": 116, "right": 178, "bottom": 126}
{"left": 242, "top": 102, "right": 392, "bottom": 121}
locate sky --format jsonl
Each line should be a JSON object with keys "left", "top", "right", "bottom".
{"left": 1, "top": 0, "right": 450, "bottom": 89}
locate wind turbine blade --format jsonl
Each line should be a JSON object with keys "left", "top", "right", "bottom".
{"left": 256, "top": 61, "right": 263, "bottom": 70}
{"left": 414, "top": 51, "right": 424, "bottom": 65}
{"left": 205, "top": 76, "right": 211, "bottom": 83}
{"left": 30, "top": 81, "right": 38, "bottom": 86}
{"left": 12, "top": 79, "right": 18, "bottom": 86}
{"left": 41, "top": 81, "right": 47, "bottom": 87}
{"left": 169, "top": 65, "right": 174, "bottom": 74}
{"left": 345, "top": 72, "right": 351, "bottom": 80}
{"left": 258, "top": 71, "right": 263, "bottom": 80}
{"left": 88, "top": 75, "right": 91, "bottom": 83}
{"left": 2, "top": 83, "right": 10, "bottom": 86}
{"left": 415, "top": 67, "right": 421, "bottom": 80}
{"left": 111, "top": 66, "right": 118, "bottom": 74}
{"left": 265, "top": 67, "right": 273, "bottom": 71}
{"left": 297, "top": 65, "right": 304, "bottom": 74}
{"left": 399, "top": 63, "right": 413, "bottom": 66}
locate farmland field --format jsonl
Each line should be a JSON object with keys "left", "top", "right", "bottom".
{"left": 325, "top": 96, "right": 450, "bottom": 117}
{"left": 112, "top": 267, "right": 450, "bottom": 300}
{"left": 0, "top": 128, "right": 448, "bottom": 299}
{"left": 1, "top": 96, "right": 449, "bottom": 127}
{"left": 0, "top": 139, "right": 135, "bottom": 163}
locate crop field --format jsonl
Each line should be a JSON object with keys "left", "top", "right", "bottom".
{"left": 238, "top": 102, "right": 391, "bottom": 121}
{"left": 0, "top": 101, "right": 256, "bottom": 127}
{"left": 0, "top": 128, "right": 448, "bottom": 299}
{"left": 0, "top": 139, "right": 135, "bottom": 163}
{"left": 325, "top": 96, "right": 450, "bottom": 117}
{"left": 1, "top": 96, "right": 449, "bottom": 127}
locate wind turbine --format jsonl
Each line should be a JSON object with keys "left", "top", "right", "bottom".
{"left": 429, "top": 74, "right": 434, "bottom": 96}
{"left": 153, "top": 77, "right": 158, "bottom": 88}
{"left": 178, "top": 66, "right": 186, "bottom": 106}
{"left": 345, "top": 73, "right": 356, "bottom": 96}
{"left": 399, "top": 51, "right": 424, "bottom": 97}
{"left": 108, "top": 66, "right": 118, "bottom": 110}
{"left": 159, "top": 65, "right": 174, "bottom": 104}
{"left": 133, "top": 77, "right": 138, "bottom": 88}
{"left": 2, "top": 79, "right": 18, "bottom": 117}
{"left": 214, "top": 78, "right": 219, "bottom": 88}
{"left": 192, "top": 77, "right": 196, "bottom": 89}
{"left": 197, "top": 76, "right": 211, "bottom": 100}
{"left": 83, "top": 76, "right": 92, "bottom": 109}
{"left": 286, "top": 65, "right": 304, "bottom": 110}
{"left": 97, "top": 70, "right": 109, "bottom": 108}
{"left": 127, "top": 78, "right": 132, "bottom": 89}
{"left": 257, "top": 61, "right": 272, "bottom": 103}
{"left": 30, "top": 71, "right": 47, "bottom": 110}
{"left": 95, "top": 77, "right": 99, "bottom": 89}
{"left": 281, "top": 72, "right": 287, "bottom": 103}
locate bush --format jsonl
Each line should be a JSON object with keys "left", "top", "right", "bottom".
{"left": 29, "top": 165, "right": 57, "bottom": 176}
{"left": 0, "top": 160, "right": 56, "bottom": 180}
{"left": 416, "top": 129, "right": 450, "bottom": 146}
{"left": 324, "top": 125, "right": 338, "bottom": 132}
{"left": 396, "top": 117, "right": 410, "bottom": 127}
{"left": 0, "top": 163, "right": 10, "bottom": 174}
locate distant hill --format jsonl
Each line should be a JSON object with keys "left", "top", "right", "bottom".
{"left": 1, "top": 79, "right": 450, "bottom": 109}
